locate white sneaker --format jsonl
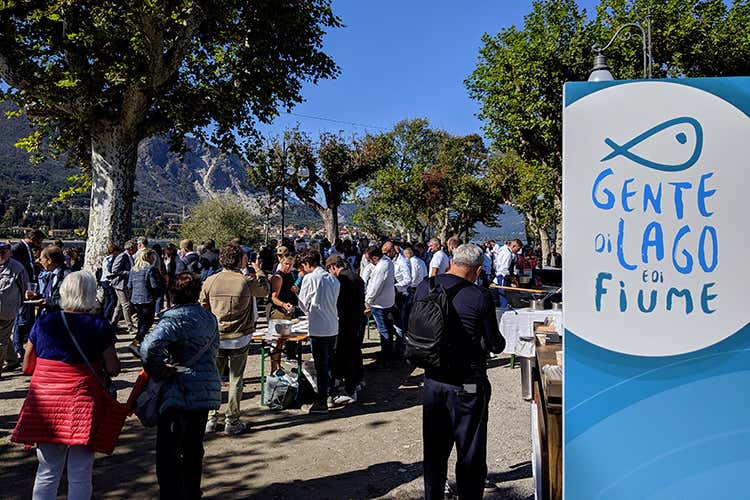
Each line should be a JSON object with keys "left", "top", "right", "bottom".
{"left": 205, "top": 419, "right": 218, "bottom": 433}
{"left": 332, "top": 392, "right": 357, "bottom": 405}
{"left": 224, "top": 422, "right": 248, "bottom": 436}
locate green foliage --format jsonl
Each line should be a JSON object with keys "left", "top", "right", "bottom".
{"left": 247, "top": 127, "right": 391, "bottom": 240}
{"left": 355, "top": 118, "right": 504, "bottom": 241}
{"left": 180, "top": 196, "right": 259, "bottom": 248}
{"left": 466, "top": 0, "right": 750, "bottom": 246}
{"left": 0, "top": 1, "right": 341, "bottom": 154}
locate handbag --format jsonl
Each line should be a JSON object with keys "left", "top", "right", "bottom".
{"left": 60, "top": 312, "right": 130, "bottom": 454}
{"left": 134, "top": 327, "right": 218, "bottom": 427}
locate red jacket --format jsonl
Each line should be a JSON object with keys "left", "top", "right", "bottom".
{"left": 12, "top": 358, "right": 129, "bottom": 454}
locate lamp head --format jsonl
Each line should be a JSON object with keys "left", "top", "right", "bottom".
{"left": 589, "top": 51, "right": 614, "bottom": 82}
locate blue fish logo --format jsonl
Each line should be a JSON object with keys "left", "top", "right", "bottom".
{"left": 602, "top": 117, "right": 703, "bottom": 172}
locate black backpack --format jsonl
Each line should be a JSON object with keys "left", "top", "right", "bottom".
{"left": 406, "top": 277, "right": 469, "bottom": 369}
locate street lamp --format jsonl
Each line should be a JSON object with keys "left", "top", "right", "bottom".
{"left": 589, "top": 18, "right": 653, "bottom": 81}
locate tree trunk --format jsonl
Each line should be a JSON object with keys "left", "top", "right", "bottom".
{"left": 83, "top": 126, "right": 138, "bottom": 273}
{"left": 320, "top": 205, "right": 339, "bottom": 242}
{"left": 538, "top": 226, "right": 551, "bottom": 267}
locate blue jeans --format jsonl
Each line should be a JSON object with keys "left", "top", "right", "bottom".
{"left": 371, "top": 306, "right": 402, "bottom": 360}
{"left": 310, "top": 336, "right": 337, "bottom": 405}
{"left": 494, "top": 275, "right": 508, "bottom": 308}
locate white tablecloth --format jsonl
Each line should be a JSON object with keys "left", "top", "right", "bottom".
{"left": 497, "top": 308, "right": 562, "bottom": 357}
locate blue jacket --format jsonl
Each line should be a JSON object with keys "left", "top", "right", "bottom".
{"left": 140, "top": 303, "right": 221, "bottom": 413}
{"left": 128, "top": 266, "right": 162, "bottom": 304}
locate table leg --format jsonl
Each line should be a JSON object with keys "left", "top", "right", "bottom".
{"left": 510, "top": 353, "right": 516, "bottom": 369}
{"left": 260, "top": 343, "right": 266, "bottom": 406}
{"left": 296, "top": 342, "right": 303, "bottom": 403}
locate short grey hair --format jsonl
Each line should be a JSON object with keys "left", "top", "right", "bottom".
{"left": 428, "top": 237, "right": 441, "bottom": 246}
{"left": 60, "top": 271, "right": 99, "bottom": 311}
{"left": 451, "top": 244, "right": 484, "bottom": 268}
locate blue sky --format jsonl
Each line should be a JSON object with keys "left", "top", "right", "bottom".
{"left": 258, "top": 0, "right": 599, "bottom": 140}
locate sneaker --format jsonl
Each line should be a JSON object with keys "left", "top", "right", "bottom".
{"left": 444, "top": 481, "right": 455, "bottom": 498}
{"left": 4, "top": 359, "right": 21, "bottom": 372}
{"left": 308, "top": 402, "right": 329, "bottom": 414}
{"left": 205, "top": 419, "right": 218, "bottom": 433}
{"left": 224, "top": 422, "right": 248, "bottom": 436}
{"left": 332, "top": 392, "right": 357, "bottom": 405}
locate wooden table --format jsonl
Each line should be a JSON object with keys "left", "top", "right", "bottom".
{"left": 251, "top": 333, "right": 310, "bottom": 406}
{"left": 532, "top": 340, "right": 562, "bottom": 500}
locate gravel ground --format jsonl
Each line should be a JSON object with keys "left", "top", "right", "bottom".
{"left": 0, "top": 328, "right": 532, "bottom": 499}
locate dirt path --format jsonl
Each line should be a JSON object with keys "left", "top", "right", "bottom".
{"left": 0, "top": 332, "right": 532, "bottom": 499}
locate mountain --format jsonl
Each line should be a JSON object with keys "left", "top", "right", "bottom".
{"left": 0, "top": 101, "right": 260, "bottom": 222}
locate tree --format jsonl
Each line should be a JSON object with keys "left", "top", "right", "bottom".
{"left": 466, "top": 0, "right": 591, "bottom": 253}
{"left": 181, "top": 196, "right": 259, "bottom": 248}
{"left": 467, "top": 0, "right": 750, "bottom": 253}
{"left": 355, "top": 119, "right": 503, "bottom": 242}
{"left": 0, "top": 1, "right": 341, "bottom": 270}
{"left": 249, "top": 128, "right": 391, "bottom": 242}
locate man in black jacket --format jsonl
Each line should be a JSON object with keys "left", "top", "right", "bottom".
{"left": 7, "top": 229, "right": 44, "bottom": 368}
{"left": 38, "top": 245, "right": 71, "bottom": 313}
{"left": 325, "top": 255, "right": 366, "bottom": 404}
{"left": 110, "top": 240, "right": 137, "bottom": 333}
{"left": 413, "top": 244, "right": 505, "bottom": 500}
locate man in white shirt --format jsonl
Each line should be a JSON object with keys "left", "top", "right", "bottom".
{"left": 298, "top": 250, "right": 341, "bottom": 414}
{"left": 427, "top": 238, "right": 450, "bottom": 277}
{"left": 359, "top": 252, "right": 375, "bottom": 286}
{"left": 403, "top": 246, "right": 427, "bottom": 329}
{"left": 493, "top": 239, "right": 522, "bottom": 307}
{"left": 384, "top": 241, "right": 411, "bottom": 338}
{"left": 364, "top": 245, "right": 398, "bottom": 366}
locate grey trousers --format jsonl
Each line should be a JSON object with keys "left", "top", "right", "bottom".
{"left": 0, "top": 318, "right": 14, "bottom": 371}
{"left": 112, "top": 288, "right": 135, "bottom": 330}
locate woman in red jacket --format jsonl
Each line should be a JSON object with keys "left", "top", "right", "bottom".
{"left": 12, "top": 270, "right": 120, "bottom": 500}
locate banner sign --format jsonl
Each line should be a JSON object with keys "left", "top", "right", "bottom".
{"left": 563, "top": 78, "right": 750, "bottom": 499}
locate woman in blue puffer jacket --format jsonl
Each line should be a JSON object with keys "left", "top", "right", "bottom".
{"left": 140, "top": 271, "right": 220, "bottom": 500}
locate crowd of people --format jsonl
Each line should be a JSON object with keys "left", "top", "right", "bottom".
{"left": 0, "top": 227, "right": 559, "bottom": 499}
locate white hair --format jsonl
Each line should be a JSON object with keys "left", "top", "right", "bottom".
{"left": 59, "top": 270, "right": 99, "bottom": 312}
{"left": 451, "top": 244, "right": 484, "bottom": 268}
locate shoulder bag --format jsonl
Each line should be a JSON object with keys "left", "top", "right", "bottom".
{"left": 134, "top": 326, "right": 218, "bottom": 427}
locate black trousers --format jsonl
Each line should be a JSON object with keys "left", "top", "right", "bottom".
{"left": 156, "top": 408, "right": 209, "bottom": 500}
{"left": 335, "top": 318, "right": 365, "bottom": 394}
{"left": 310, "top": 336, "right": 337, "bottom": 405}
{"left": 422, "top": 376, "right": 491, "bottom": 500}
{"left": 134, "top": 302, "right": 155, "bottom": 342}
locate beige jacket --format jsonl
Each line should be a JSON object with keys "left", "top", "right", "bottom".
{"left": 200, "top": 269, "right": 270, "bottom": 340}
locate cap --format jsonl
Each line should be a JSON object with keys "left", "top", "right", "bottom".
{"left": 0, "top": 242, "right": 10, "bottom": 251}
{"left": 325, "top": 255, "right": 346, "bottom": 268}
{"left": 276, "top": 246, "right": 289, "bottom": 255}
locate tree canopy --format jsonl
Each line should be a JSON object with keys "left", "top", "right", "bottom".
{"left": 353, "top": 118, "right": 503, "bottom": 242}
{"left": 247, "top": 128, "right": 391, "bottom": 242}
{"left": 466, "top": 0, "right": 750, "bottom": 255}
{"left": 0, "top": 0, "right": 341, "bottom": 269}
{"left": 181, "top": 195, "right": 259, "bottom": 248}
